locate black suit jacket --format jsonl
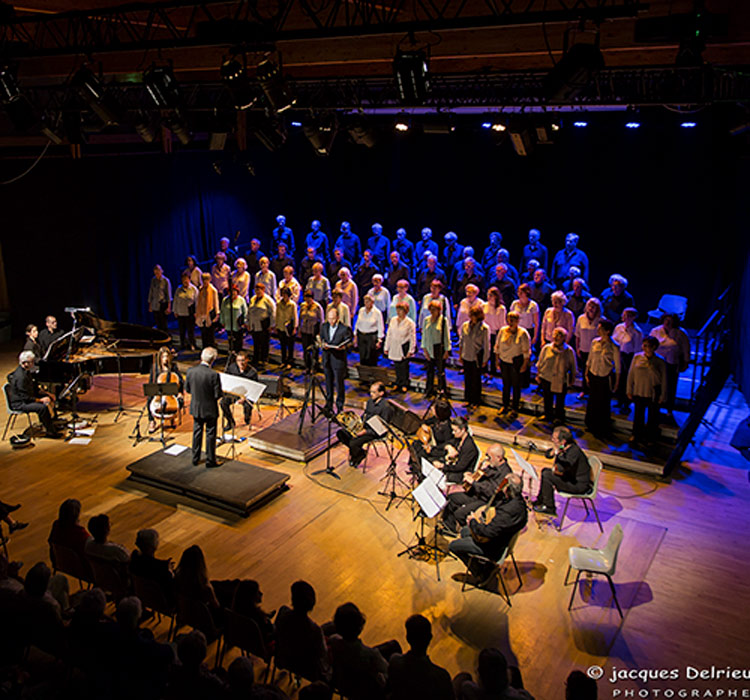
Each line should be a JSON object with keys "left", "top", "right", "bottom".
{"left": 554, "top": 442, "right": 591, "bottom": 489}
{"left": 185, "top": 363, "right": 222, "bottom": 419}
{"left": 443, "top": 434, "right": 480, "bottom": 480}
{"left": 8, "top": 365, "right": 40, "bottom": 408}
{"left": 469, "top": 493, "right": 528, "bottom": 561}
{"left": 320, "top": 323, "right": 352, "bottom": 369}
{"left": 226, "top": 362, "right": 258, "bottom": 382}
{"left": 363, "top": 397, "right": 394, "bottom": 425}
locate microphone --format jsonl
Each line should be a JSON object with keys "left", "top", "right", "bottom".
{"left": 527, "top": 440, "right": 538, "bottom": 452}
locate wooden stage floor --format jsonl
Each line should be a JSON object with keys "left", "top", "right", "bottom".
{"left": 2, "top": 351, "right": 749, "bottom": 698}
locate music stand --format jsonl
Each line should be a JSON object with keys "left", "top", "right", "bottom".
{"left": 218, "top": 373, "right": 266, "bottom": 459}
{"left": 58, "top": 371, "right": 92, "bottom": 441}
{"left": 374, "top": 416, "right": 411, "bottom": 510}
{"left": 141, "top": 381, "right": 179, "bottom": 448}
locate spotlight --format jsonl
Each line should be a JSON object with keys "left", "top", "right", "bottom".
{"left": 290, "top": 120, "right": 303, "bottom": 128}
{"left": 573, "top": 121, "right": 588, "bottom": 128}
{"left": 208, "top": 110, "right": 231, "bottom": 150}
{"left": 71, "top": 66, "right": 123, "bottom": 126}
{"left": 545, "top": 42, "right": 605, "bottom": 101}
{"left": 256, "top": 59, "right": 296, "bottom": 113}
{"left": 0, "top": 64, "right": 36, "bottom": 132}
{"left": 508, "top": 120, "right": 534, "bottom": 156}
{"left": 625, "top": 121, "right": 641, "bottom": 129}
{"left": 551, "top": 122, "right": 561, "bottom": 131}
{"left": 40, "top": 113, "right": 64, "bottom": 145}
{"left": 347, "top": 116, "right": 377, "bottom": 147}
{"left": 393, "top": 49, "right": 430, "bottom": 105}
{"left": 680, "top": 121, "right": 697, "bottom": 128}
{"left": 251, "top": 112, "right": 287, "bottom": 151}
{"left": 220, "top": 56, "right": 257, "bottom": 110}
{"left": 143, "top": 65, "right": 182, "bottom": 110}
{"left": 164, "top": 112, "right": 191, "bottom": 145}
{"left": 0, "top": 63, "right": 21, "bottom": 103}
{"left": 423, "top": 115, "right": 456, "bottom": 135}
{"left": 394, "top": 114, "right": 410, "bottom": 132}
{"left": 481, "top": 122, "right": 492, "bottom": 130}
{"left": 303, "top": 114, "right": 337, "bottom": 156}
{"left": 212, "top": 161, "right": 223, "bottom": 175}
{"left": 134, "top": 111, "right": 157, "bottom": 143}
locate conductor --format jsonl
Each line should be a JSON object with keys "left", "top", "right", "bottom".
{"left": 320, "top": 306, "right": 352, "bottom": 414}
{"left": 186, "top": 347, "right": 222, "bottom": 468}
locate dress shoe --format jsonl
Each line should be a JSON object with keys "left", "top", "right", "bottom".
{"left": 6, "top": 504, "right": 21, "bottom": 513}
{"left": 46, "top": 431, "right": 63, "bottom": 439}
{"left": 533, "top": 503, "right": 557, "bottom": 516}
{"left": 9, "top": 521, "right": 28, "bottom": 532}
{"left": 206, "top": 461, "right": 222, "bottom": 469}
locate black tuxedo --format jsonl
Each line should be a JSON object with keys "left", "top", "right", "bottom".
{"left": 185, "top": 362, "right": 222, "bottom": 466}
{"left": 538, "top": 441, "right": 592, "bottom": 508}
{"left": 320, "top": 322, "right": 352, "bottom": 411}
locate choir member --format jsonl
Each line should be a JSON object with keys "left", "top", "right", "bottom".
{"left": 354, "top": 294, "right": 384, "bottom": 366}
{"left": 561, "top": 265, "right": 584, "bottom": 294}
{"left": 393, "top": 227, "right": 415, "bottom": 268}
{"left": 416, "top": 254, "right": 447, "bottom": 300}
{"left": 173, "top": 272, "right": 199, "bottom": 351}
{"left": 353, "top": 249, "right": 379, "bottom": 296}
{"left": 218, "top": 236, "right": 238, "bottom": 267}
{"left": 306, "top": 262, "right": 331, "bottom": 306}
{"left": 442, "top": 231, "right": 465, "bottom": 271}
{"left": 566, "top": 277, "right": 591, "bottom": 318}
{"left": 254, "top": 256, "right": 277, "bottom": 299}
{"left": 327, "top": 247, "right": 353, "bottom": 282}
{"left": 483, "top": 287, "right": 507, "bottom": 376}
{"left": 384, "top": 301, "right": 416, "bottom": 393}
{"left": 148, "top": 264, "right": 172, "bottom": 333}
{"left": 277, "top": 266, "right": 301, "bottom": 304}
{"left": 491, "top": 263, "right": 517, "bottom": 309}
{"left": 536, "top": 327, "right": 577, "bottom": 425}
{"left": 495, "top": 249, "right": 518, "bottom": 286}
{"left": 272, "top": 214, "right": 295, "bottom": 259}
{"left": 327, "top": 289, "right": 352, "bottom": 327}
{"left": 422, "top": 299, "right": 450, "bottom": 398}
{"left": 585, "top": 319, "right": 621, "bottom": 437}
{"left": 335, "top": 267, "right": 359, "bottom": 320}
{"left": 649, "top": 313, "right": 690, "bottom": 415}
{"left": 244, "top": 239, "right": 265, "bottom": 279}
{"left": 196, "top": 272, "right": 219, "bottom": 349}
{"left": 415, "top": 227, "right": 439, "bottom": 262}
{"left": 367, "top": 223, "right": 391, "bottom": 268}
{"left": 613, "top": 307, "right": 643, "bottom": 410}
{"left": 495, "top": 311, "right": 530, "bottom": 418}
{"left": 551, "top": 232, "right": 589, "bottom": 287}
{"left": 38, "top": 316, "right": 63, "bottom": 356}
{"left": 220, "top": 285, "right": 247, "bottom": 354}
{"left": 510, "top": 284, "right": 539, "bottom": 348}
{"left": 600, "top": 274, "right": 635, "bottom": 323}
{"left": 247, "top": 282, "right": 276, "bottom": 367}
{"left": 270, "top": 242, "right": 295, "bottom": 282}
{"left": 388, "top": 280, "right": 417, "bottom": 324}
{"left": 541, "top": 291, "right": 574, "bottom": 344}
{"left": 210, "top": 252, "right": 231, "bottom": 297}
{"left": 418, "top": 279, "right": 452, "bottom": 334}
{"left": 232, "top": 258, "right": 252, "bottom": 300}
{"left": 480, "top": 231, "right": 502, "bottom": 273}
{"left": 528, "top": 268, "right": 553, "bottom": 314}
{"left": 521, "top": 228, "right": 549, "bottom": 271}
{"left": 627, "top": 336, "right": 668, "bottom": 445}
{"left": 300, "top": 247, "right": 324, "bottom": 288}
{"left": 521, "top": 258, "right": 540, "bottom": 284}
{"left": 369, "top": 274, "right": 391, "bottom": 316}
{"left": 574, "top": 297, "right": 602, "bottom": 397}
{"left": 459, "top": 305, "right": 491, "bottom": 409}
{"left": 384, "top": 250, "right": 411, "bottom": 296}
{"left": 456, "top": 284, "right": 484, "bottom": 329}
{"left": 455, "top": 257, "right": 485, "bottom": 301}
{"left": 306, "top": 219, "right": 330, "bottom": 262}
{"left": 275, "top": 286, "right": 298, "bottom": 369}
{"left": 184, "top": 255, "right": 203, "bottom": 288}
{"left": 334, "top": 221, "right": 362, "bottom": 264}
{"left": 299, "top": 290, "right": 324, "bottom": 372}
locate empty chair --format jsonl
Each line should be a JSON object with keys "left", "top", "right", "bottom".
{"left": 51, "top": 542, "right": 93, "bottom": 590}
{"left": 2, "top": 383, "right": 35, "bottom": 441}
{"left": 557, "top": 455, "right": 604, "bottom": 533}
{"left": 566, "top": 523, "right": 624, "bottom": 618}
{"left": 647, "top": 294, "right": 687, "bottom": 324}
{"left": 217, "top": 609, "right": 270, "bottom": 670}
{"left": 460, "top": 528, "right": 524, "bottom": 606}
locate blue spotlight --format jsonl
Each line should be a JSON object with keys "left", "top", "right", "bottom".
{"left": 680, "top": 121, "right": 697, "bottom": 128}
{"left": 290, "top": 120, "right": 302, "bottom": 127}
{"left": 481, "top": 122, "right": 492, "bottom": 129}
{"left": 573, "top": 121, "right": 588, "bottom": 128}
{"left": 625, "top": 121, "right": 641, "bottom": 129}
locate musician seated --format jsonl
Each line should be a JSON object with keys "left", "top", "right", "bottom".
{"left": 23, "top": 324, "right": 42, "bottom": 359}
{"left": 441, "top": 445, "right": 512, "bottom": 535}
{"left": 7, "top": 350, "right": 61, "bottom": 438}
{"left": 448, "top": 474, "right": 527, "bottom": 584}
{"left": 432, "top": 417, "right": 479, "bottom": 484}
{"left": 220, "top": 350, "right": 259, "bottom": 430}
{"left": 38, "top": 316, "right": 63, "bottom": 357}
{"left": 532, "top": 426, "right": 592, "bottom": 516}
{"left": 336, "top": 381, "right": 394, "bottom": 468}
{"left": 147, "top": 348, "right": 184, "bottom": 434}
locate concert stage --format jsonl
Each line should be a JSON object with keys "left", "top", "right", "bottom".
{"left": 125, "top": 448, "right": 290, "bottom": 516}
{"left": 247, "top": 410, "right": 337, "bottom": 462}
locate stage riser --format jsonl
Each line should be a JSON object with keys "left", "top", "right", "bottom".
{"left": 246, "top": 410, "right": 337, "bottom": 462}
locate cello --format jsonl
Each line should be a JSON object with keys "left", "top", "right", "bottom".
{"left": 149, "top": 348, "right": 181, "bottom": 425}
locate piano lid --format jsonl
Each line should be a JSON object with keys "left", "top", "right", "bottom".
{"left": 74, "top": 310, "right": 171, "bottom": 350}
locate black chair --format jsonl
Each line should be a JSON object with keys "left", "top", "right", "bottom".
{"left": 2, "top": 383, "right": 35, "bottom": 441}
{"left": 217, "top": 609, "right": 271, "bottom": 676}
{"left": 132, "top": 574, "right": 177, "bottom": 640}
{"left": 87, "top": 556, "right": 129, "bottom": 603}
{"left": 175, "top": 594, "right": 222, "bottom": 662}
{"left": 51, "top": 542, "right": 93, "bottom": 590}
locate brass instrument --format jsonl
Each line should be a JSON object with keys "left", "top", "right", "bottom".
{"left": 336, "top": 410, "right": 365, "bottom": 437}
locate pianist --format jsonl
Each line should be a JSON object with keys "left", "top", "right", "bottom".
{"left": 38, "top": 316, "right": 63, "bottom": 357}
{"left": 8, "top": 351, "right": 61, "bottom": 438}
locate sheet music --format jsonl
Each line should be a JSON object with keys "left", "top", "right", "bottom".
{"left": 365, "top": 414, "right": 388, "bottom": 437}
{"left": 511, "top": 448, "right": 539, "bottom": 482}
{"left": 219, "top": 373, "right": 266, "bottom": 404}
{"left": 420, "top": 457, "right": 446, "bottom": 490}
{"left": 413, "top": 479, "right": 447, "bottom": 519}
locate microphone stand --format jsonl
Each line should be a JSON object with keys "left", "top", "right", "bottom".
{"left": 378, "top": 422, "right": 410, "bottom": 510}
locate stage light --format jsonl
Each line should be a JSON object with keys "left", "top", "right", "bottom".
{"left": 508, "top": 120, "right": 533, "bottom": 156}
{"left": 303, "top": 114, "right": 337, "bottom": 156}
{"left": 71, "top": 66, "right": 123, "bottom": 126}
{"left": 481, "top": 122, "right": 492, "bottom": 130}
{"left": 0, "top": 64, "right": 36, "bottom": 132}
{"left": 164, "top": 113, "right": 191, "bottom": 145}
{"left": 347, "top": 116, "right": 377, "bottom": 147}
{"left": 729, "top": 122, "right": 750, "bottom": 137}
{"left": 290, "top": 121, "right": 302, "bottom": 128}
{"left": 545, "top": 41, "right": 605, "bottom": 101}
{"left": 492, "top": 123, "right": 506, "bottom": 132}
{"left": 212, "top": 161, "right": 223, "bottom": 175}
{"left": 144, "top": 65, "right": 182, "bottom": 110}
{"left": 573, "top": 121, "right": 588, "bottom": 128}
{"left": 251, "top": 112, "right": 287, "bottom": 151}
{"left": 256, "top": 59, "right": 296, "bottom": 113}
{"left": 394, "top": 114, "right": 410, "bottom": 132}
{"left": 551, "top": 122, "right": 561, "bottom": 131}
{"left": 134, "top": 112, "right": 157, "bottom": 143}
{"left": 220, "top": 56, "right": 256, "bottom": 110}
{"left": 625, "top": 121, "right": 641, "bottom": 129}
{"left": 393, "top": 49, "right": 430, "bottom": 105}
{"left": 0, "top": 63, "right": 21, "bottom": 103}
{"left": 681, "top": 121, "right": 697, "bottom": 128}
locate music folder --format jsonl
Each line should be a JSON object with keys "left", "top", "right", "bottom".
{"left": 365, "top": 414, "right": 388, "bottom": 437}
{"left": 413, "top": 479, "right": 446, "bottom": 519}
{"left": 219, "top": 373, "right": 266, "bottom": 404}
{"left": 511, "top": 448, "right": 539, "bottom": 482}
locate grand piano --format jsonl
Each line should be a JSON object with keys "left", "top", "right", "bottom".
{"left": 36, "top": 310, "right": 172, "bottom": 394}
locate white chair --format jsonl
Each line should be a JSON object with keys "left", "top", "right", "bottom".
{"left": 2, "top": 384, "right": 35, "bottom": 441}
{"left": 565, "top": 523, "right": 624, "bottom": 618}
{"left": 557, "top": 456, "right": 603, "bottom": 532}
{"left": 461, "top": 528, "right": 524, "bottom": 606}
{"left": 647, "top": 294, "right": 687, "bottom": 324}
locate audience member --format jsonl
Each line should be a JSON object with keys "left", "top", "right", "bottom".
{"left": 456, "top": 647, "right": 534, "bottom": 699}
{"left": 48, "top": 498, "right": 89, "bottom": 567}
{"left": 566, "top": 670, "right": 598, "bottom": 700}
{"left": 85, "top": 513, "right": 130, "bottom": 563}
{"left": 231, "top": 579, "right": 275, "bottom": 651}
{"left": 129, "top": 528, "right": 175, "bottom": 604}
{"left": 166, "top": 630, "right": 227, "bottom": 700}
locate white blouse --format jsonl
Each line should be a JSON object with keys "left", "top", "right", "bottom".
{"left": 384, "top": 316, "right": 416, "bottom": 361}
